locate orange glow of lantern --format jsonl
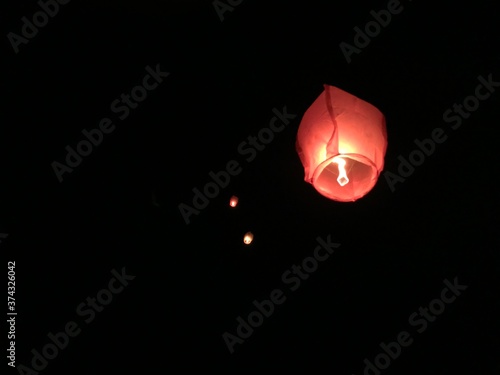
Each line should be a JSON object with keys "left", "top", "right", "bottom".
{"left": 243, "top": 232, "right": 254, "bottom": 245}
{"left": 296, "top": 85, "right": 387, "bottom": 202}
{"left": 229, "top": 195, "right": 239, "bottom": 207}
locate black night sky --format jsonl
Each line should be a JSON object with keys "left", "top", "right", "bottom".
{"left": 2, "top": 0, "right": 500, "bottom": 374}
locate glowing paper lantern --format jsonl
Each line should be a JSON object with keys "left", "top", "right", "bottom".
{"left": 243, "top": 232, "right": 254, "bottom": 245}
{"left": 229, "top": 195, "right": 239, "bottom": 207}
{"left": 296, "top": 85, "right": 387, "bottom": 202}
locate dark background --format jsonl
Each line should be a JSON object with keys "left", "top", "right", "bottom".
{"left": 2, "top": 0, "right": 500, "bottom": 373}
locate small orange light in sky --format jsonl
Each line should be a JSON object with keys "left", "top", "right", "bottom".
{"left": 229, "top": 195, "right": 239, "bottom": 207}
{"left": 243, "top": 232, "right": 254, "bottom": 245}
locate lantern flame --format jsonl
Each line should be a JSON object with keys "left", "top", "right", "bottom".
{"left": 332, "top": 157, "right": 349, "bottom": 187}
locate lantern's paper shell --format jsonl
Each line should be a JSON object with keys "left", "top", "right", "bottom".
{"left": 296, "top": 85, "right": 387, "bottom": 202}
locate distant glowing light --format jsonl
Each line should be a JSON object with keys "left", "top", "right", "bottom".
{"left": 243, "top": 232, "right": 254, "bottom": 245}
{"left": 229, "top": 195, "right": 239, "bottom": 207}
{"left": 332, "top": 156, "right": 349, "bottom": 186}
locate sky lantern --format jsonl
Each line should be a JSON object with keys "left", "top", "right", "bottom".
{"left": 296, "top": 84, "right": 387, "bottom": 202}
{"left": 229, "top": 195, "right": 239, "bottom": 207}
{"left": 243, "top": 232, "right": 254, "bottom": 245}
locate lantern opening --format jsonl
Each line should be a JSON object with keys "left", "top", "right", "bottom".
{"left": 313, "top": 154, "right": 378, "bottom": 202}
